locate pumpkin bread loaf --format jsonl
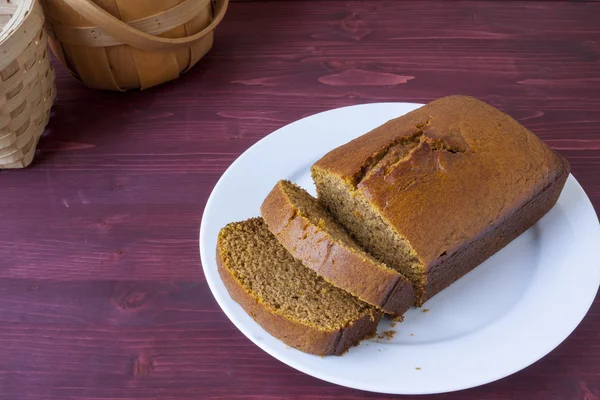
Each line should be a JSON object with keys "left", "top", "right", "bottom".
{"left": 312, "top": 95, "right": 570, "bottom": 305}
{"left": 261, "top": 180, "right": 415, "bottom": 316}
{"left": 217, "top": 217, "right": 381, "bottom": 356}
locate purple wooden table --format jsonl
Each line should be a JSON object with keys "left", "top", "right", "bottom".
{"left": 1, "top": 1, "right": 600, "bottom": 399}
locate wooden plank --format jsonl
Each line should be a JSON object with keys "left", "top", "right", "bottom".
{"left": 0, "top": 279, "right": 221, "bottom": 326}
{"left": 0, "top": 204, "right": 208, "bottom": 281}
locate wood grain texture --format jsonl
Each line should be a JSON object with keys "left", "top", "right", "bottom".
{"left": 1, "top": 0, "right": 599, "bottom": 399}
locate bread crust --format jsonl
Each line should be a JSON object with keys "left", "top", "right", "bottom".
{"left": 313, "top": 95, "right": 571, "bottom": 303}
{"left": 261, "top": 181, "right": 414, "bottom": 315}
{"left": 216, "top": 233, "right": 382, "bottom": 356}
{"left": 424, "top": 156, "right": 569, "bottom": 301}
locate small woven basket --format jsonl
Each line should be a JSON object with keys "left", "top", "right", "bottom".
{"left": 0, "top": 0, "right": 55, "bottom": 169}
{"left": 42, "top": 0, "right": 229, "bottom": 91}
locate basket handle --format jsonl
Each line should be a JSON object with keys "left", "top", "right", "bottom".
{"left": 60, "top": 0, "right": 229, "bottom": 52}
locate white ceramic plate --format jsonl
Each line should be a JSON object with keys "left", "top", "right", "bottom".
{"left": 199, "top": 103, "right": 600, "bottom": 395}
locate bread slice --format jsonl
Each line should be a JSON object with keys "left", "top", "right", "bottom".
{"left": 312, "top": 95, "right": 570, "bottom": 305}
{"left": 261, "top": 180, "right": 415, "bottom": 316}
{"left": 217, "top": 217, "right": 381, "bottom": 356}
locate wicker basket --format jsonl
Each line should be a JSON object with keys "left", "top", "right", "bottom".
{"left": 42, "top": 0, "right": 229, "bottom": 91}
{"left": 0, "top": 0, "right": 55, "bottom": 169}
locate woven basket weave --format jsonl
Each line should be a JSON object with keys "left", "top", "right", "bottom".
{"left": 42, "top": 0, "right": 229, "bottom": 91}
{"left": 0, "top": 0, "right": 55, "bottom": 169}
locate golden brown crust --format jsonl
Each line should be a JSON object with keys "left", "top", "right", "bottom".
{"left": 216, "top": 236, "right": 381, "bottom": 356}
{"left": 313, "top": 95, "right": 570, "bottom": 267}
{"left": 261, "top": 181, "right": 415, "bottom": 316}
{"left": 424, "top": 160, "right": 569, "bottom": 301}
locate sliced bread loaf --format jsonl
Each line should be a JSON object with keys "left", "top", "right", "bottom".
{"left": 261, "top": 180, "right": 415, "bottom": 316}
{"left": 312, "top": 95, "right": 570, "bottom": 305}
{"left": 217, "top": 217, "right": 381, "bottom": 356}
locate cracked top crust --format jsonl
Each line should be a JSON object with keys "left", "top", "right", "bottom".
{"left": 312, "top": 95, "right": 570, "bottom": 267}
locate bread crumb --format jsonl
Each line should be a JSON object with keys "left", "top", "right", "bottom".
{"left": 415, "top": 367, "right": 421, "bottom": 370}
{"left": 422, "top": 308, "right": 430, "bottom": 313}
{"left": 393, "top": 314, "right": 404, "bottom": 323}
{"left": 378, "top": 349, "right": 381, "bottom": 352}
{"left": 410, "top": 333, "right": 414, "bottom": 336}
{"left": 379, "top": 330, "right": 396, "bottom": 340}
{"left": 390, "top": 321, "right": 397, "bottom": 328}
{"left": 285, "top": 345, "right": 289, "bottom": 349}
